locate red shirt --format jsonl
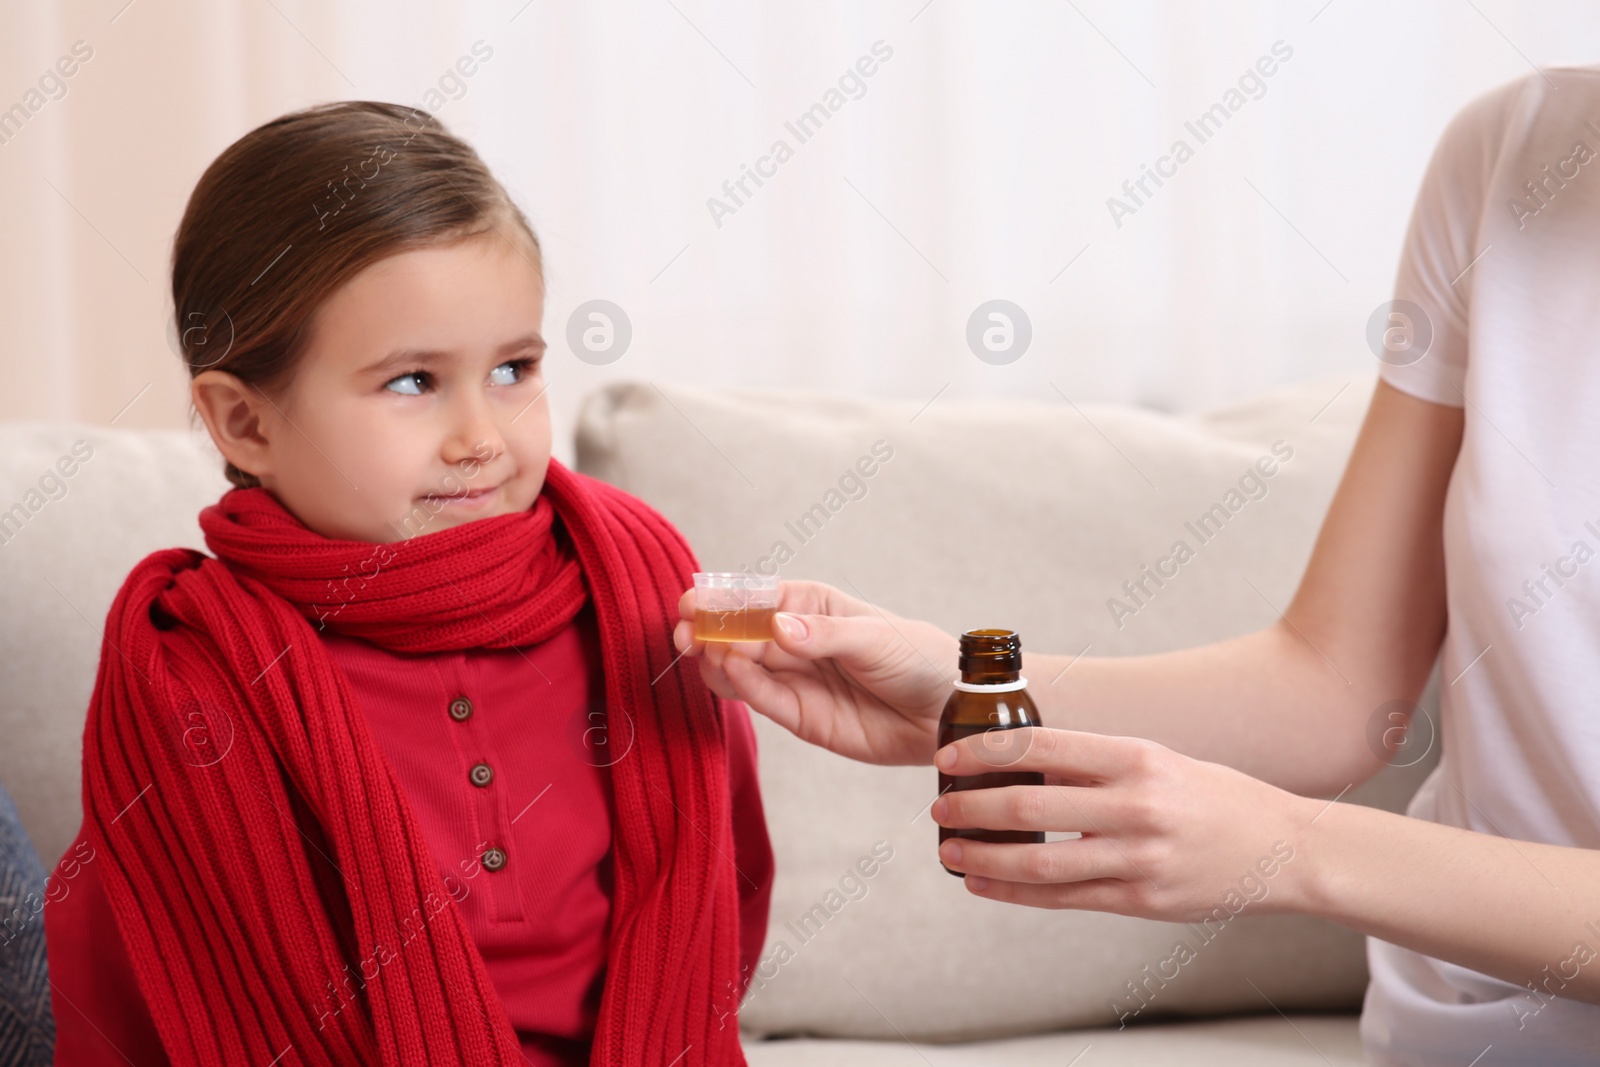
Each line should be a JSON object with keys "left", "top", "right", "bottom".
{"left": 46, "top": 601, "right": 773, "bottom": 1065}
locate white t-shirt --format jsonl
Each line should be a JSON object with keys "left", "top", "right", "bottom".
{"left": 1362, "top": 66, "right": 1600, "bottom": 1065}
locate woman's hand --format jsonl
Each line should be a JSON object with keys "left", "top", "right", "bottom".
{"left": 933, "top": 726, "right": 1317, "bottom": 919}
{"left": 673, "top": 579, "right": 957, "bottom": 766}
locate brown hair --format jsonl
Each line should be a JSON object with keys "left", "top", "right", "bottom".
{"left": 171, "top": 100, "right": 542, "bottom": 489}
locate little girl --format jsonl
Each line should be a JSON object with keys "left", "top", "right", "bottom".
{"left": 44, "top": 101, "right": 773, "bottom": 1066}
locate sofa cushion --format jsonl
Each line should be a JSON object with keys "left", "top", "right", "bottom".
{"left": 575, "top": 374, "right": 1438, "bottom": 1042}
{"left": 0, "top": 378, "right": 1436, "bottom": 1048}
{"left": 743, "top": 1013, "right": 1364, "bottom": 1066}
{"left": 0, "top": 423, "right": 230, "bottom": 867}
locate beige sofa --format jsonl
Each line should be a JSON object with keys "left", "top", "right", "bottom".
{"left": 0, "top": 372, "right": 1430, "bottom": 1063}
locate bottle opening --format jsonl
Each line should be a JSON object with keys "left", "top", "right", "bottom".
{"left": 958, "top": 628, "right": 1022, "bottom": 677}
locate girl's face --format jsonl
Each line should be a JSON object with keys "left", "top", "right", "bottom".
{"left": 195, "top": 232, "right": 551, "bottom": 543}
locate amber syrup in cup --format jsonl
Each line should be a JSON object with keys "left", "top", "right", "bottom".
{"left": 692, "top": 572, "right": 779, "bottom": 643}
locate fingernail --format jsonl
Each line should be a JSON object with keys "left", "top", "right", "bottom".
{"left": 772, "top": 612, "right": 807, "bottom": 641}
{"left": 930, "top": 796, "right": 948, "bottom": 823}
{"left": 940, "top": 840, "right": 962, "bottom": 865}
{"left": 935, "top": 745, "right": 958, "bottom": 770}
{"left": 968, "top": 875, "right": 990, "bottom": 892}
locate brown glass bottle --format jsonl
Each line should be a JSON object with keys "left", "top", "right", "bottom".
{"left": 937, "top": 628, "right": 1045, "bottom": 876}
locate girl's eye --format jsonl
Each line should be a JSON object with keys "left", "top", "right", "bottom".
{"left": 384, "top": 357, "right": 537, "bottom": 395}
{"left": 489, "top": 357, "right": 540, "bottom": 387}
{"left": 385, "top": 371, "right": 429, "bottom": 396}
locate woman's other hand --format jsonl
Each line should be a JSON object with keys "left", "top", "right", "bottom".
{"left": 673, "top": 579, "right": 956, "bottom": 766}
{"left": 933, "top": 726, "right": 1315, "bottom": 918}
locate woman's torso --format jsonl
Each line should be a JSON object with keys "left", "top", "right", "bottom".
{"left": 1362, "top": 64, "right": 1600, "bottom": 1066}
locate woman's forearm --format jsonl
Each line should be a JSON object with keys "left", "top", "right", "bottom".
{"left": 1019, "top": 383, "right": 1460, "bottom": 798}
{"left": 1024, "top": 622, "right": 1395, "bottom": 797}
{"left": 936, "top": 721, "right": 1600, "bottom": 1009}
{"left": 1293, "top": 795, "right": 1600, "bottom": 1007}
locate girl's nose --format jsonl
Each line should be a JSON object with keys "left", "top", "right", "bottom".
{"left": 445, "top": 393, "right": 506, "bottom": 467}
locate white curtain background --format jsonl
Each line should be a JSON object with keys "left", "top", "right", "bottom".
{"left": 3, "top": 0, "right": 1595, "bottom": 466}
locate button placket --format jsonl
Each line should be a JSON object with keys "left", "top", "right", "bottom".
{"left": 440, "top": 654, "right": 527, "bottom": 919}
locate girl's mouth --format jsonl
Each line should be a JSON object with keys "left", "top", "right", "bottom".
{"left": 420, "top": 483, "right": 502, "bottom": 510}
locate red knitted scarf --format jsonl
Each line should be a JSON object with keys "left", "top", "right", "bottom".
{"left": 81, "top": 459, "right": 746, "bottom": 1066}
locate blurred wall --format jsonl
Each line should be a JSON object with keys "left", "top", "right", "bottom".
{"left": 1, "top": 0, "right": 1594, "bottom": 465}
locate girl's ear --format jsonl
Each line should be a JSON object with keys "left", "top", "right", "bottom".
{"left": 191, "top": 370, "right": 276, "bottom": 483}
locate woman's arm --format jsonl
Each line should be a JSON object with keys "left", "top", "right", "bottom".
{"left": 1303, "top": 794, "right": 1600, "bottom": 1006}
{"left": 676, "top": 378, "right": 1464, "bottom": 796}
{"left": 1028, "top": 378, "right": 1464, "bottom": 795}
{"left": 930, "top": 726, "right": 1600, "bottom": 1006}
